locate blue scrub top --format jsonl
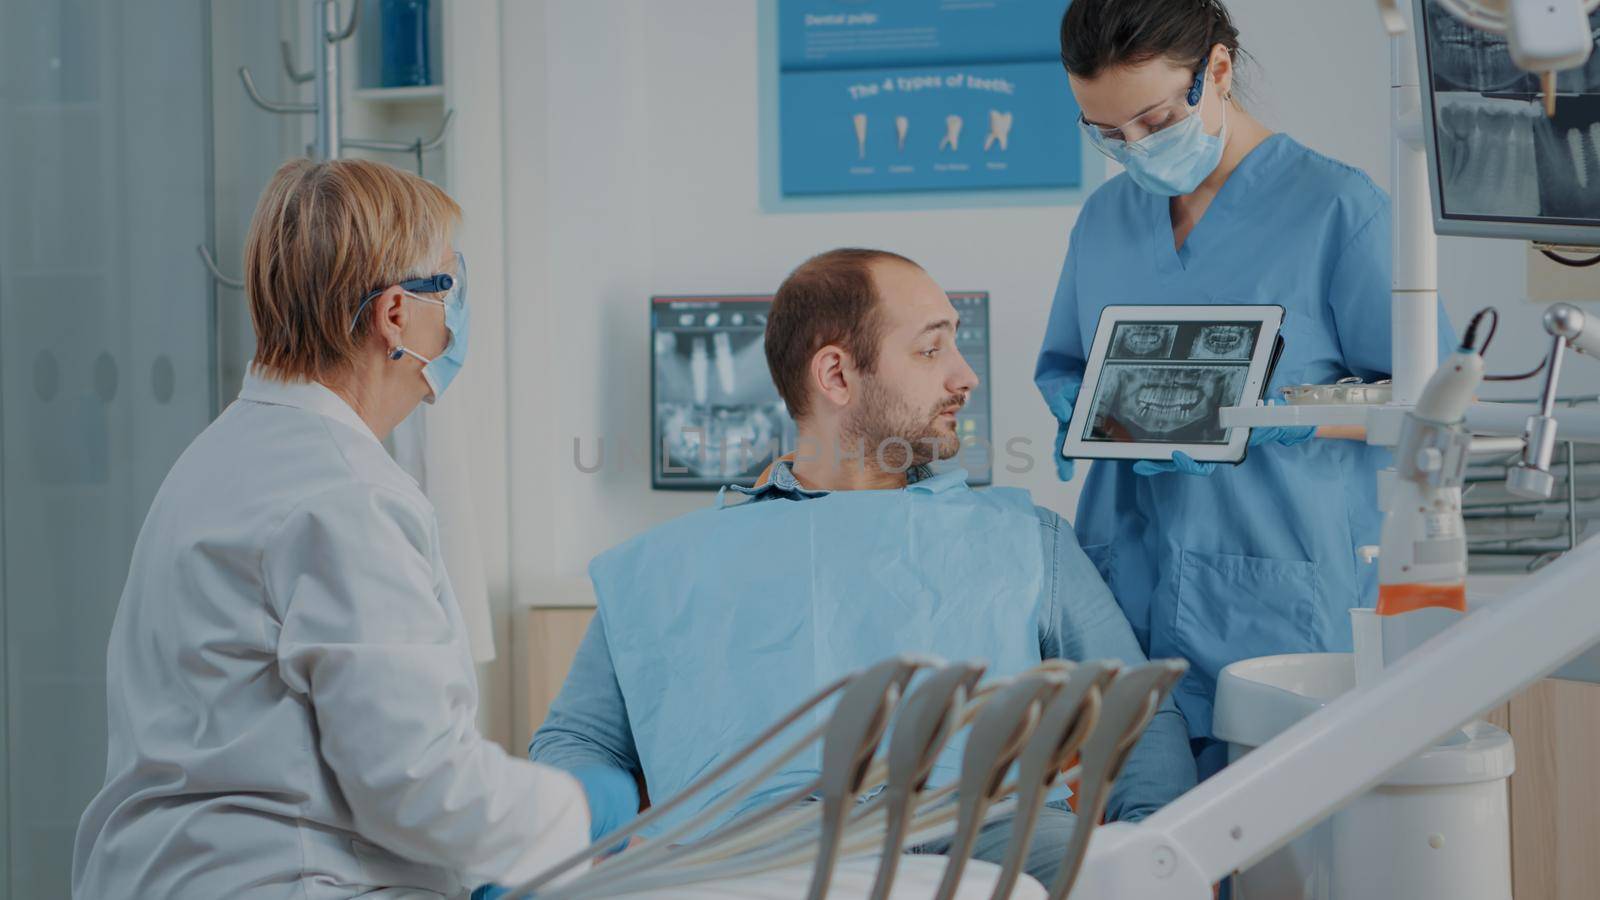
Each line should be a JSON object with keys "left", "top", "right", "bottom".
{"left": 1035, "top": 134, "right": 1456, "bottom": 755}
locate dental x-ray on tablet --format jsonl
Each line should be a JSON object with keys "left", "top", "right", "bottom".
{"left": 1063, "top": 305, "right": 1284, "bottom": 464}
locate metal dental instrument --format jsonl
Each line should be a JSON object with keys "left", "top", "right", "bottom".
{"left": 505, "top": 668, "right": 860, "bottom": 898}
{"left": 989, "top": 662, "right": 1115, "bottom": 900}
{"left": 931, "top": 671, "right": 1064, "bottom": 900}
{"left": 550, "top": 657, "right": 928, "bottom": 900}
{"left": 868, "top": 662, "right": 989, "bottom": 900}
{"left": 1047, "top": 660, "right": 1188, "bottom": 900}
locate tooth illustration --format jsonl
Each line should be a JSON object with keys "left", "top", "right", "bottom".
{"left": 853, "top": 113, "right": 869, "bottom": 159}
{"left": 939, "top": 115, "right": 963, "bottom": 151}
{"left": 895, "top": 115, "right": 909, "bottom": 151}
{"left": 984, "top": 109, "right": 1013, "bottom": 151}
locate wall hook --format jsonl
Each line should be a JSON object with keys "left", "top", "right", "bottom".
{"left": 197, "top": 244, "right": 245, "bottom": 290}
{"left": 280, "top": 39, "right": 314, "bottom": 84}
{"left": 327, "top": 0, "right": 361, "bottom": 44}
{"left": 239, "top": 66, "right": 315, "bottom": 114}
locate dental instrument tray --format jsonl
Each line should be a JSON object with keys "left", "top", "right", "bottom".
{"left": 1281, "top": 377, "right": 1392, "bottom": 406}
{"left": 1062, "top": 304, "right": 1285, "bottom": 465}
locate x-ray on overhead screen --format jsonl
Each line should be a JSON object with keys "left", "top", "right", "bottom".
{"left": 1417, "top": 0, "right": 1600, "bottom": 242}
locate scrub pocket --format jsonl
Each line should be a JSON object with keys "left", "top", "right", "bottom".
{"left": 1079, "top": 542, "right": 1117, "bottom": 587}
{"left": 1173, "top": 548, "right": 1322, "bottom": 689}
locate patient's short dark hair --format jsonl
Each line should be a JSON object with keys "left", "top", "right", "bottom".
{"left": 766, "top": 248, "right": 920, "bottom": 420}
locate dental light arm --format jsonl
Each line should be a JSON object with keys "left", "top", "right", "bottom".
{"left": 1433, "top": 0, "right": 1600, "bottom": 114}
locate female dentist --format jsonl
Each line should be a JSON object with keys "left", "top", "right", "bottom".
{"left": 73, "top": 159, "right": 588, "bottom": 898}
{"left": 1036, "top": 0, "right": 1455, "bottom": 777}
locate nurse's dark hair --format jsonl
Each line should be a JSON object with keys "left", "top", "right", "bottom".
{"left": 1060, "top": 0, "right": 1246, "bottom": 88}
{"left": 767, "top": 248, "right": 920, "bottom": 420}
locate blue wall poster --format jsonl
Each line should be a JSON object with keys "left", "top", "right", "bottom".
{"left": 777, "top": 0, "right": 1081, "bottom": 197}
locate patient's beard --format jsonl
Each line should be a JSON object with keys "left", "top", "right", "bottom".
{"left": 844, "top": 375, "right": 962, "bottom": 473}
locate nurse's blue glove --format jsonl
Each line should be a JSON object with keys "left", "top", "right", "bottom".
{"left": 1132, "top": 407, "right": 1316, "bottom": 476}
{"left": 1246, "top": 399, "right": 1316, "bottom": 447}
{"left": 1132, "top": 451, "right": 1216, "bottom": 477}
{"left": 1052, "top": 418, "right": 1076, "bottom": 481}
{"left": 1045, "top": 376, "right": 1084, "bottom": 482}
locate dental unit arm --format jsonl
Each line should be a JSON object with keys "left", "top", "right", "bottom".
{"left": 1065, "top": 316, "right": 1600, "bottom": 899}
{"left": 1507, "top": 303, "right": 1600, "bottom": 499}
{"left": 1375, "top": 345, "right": 1484, "bottom": 619}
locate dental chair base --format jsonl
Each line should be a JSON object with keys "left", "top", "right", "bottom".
{"left": 1215, "top": 654, "right": 1513, "bottom": 900}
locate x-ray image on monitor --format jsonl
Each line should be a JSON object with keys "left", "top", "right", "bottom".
{"left": 651, "top": 294, "right": 995, "bottom": 489}
{"left": 652, "top": 300, "right": 791, "bottom": 487}
{"left": 1083, "top": 363, "right": 1248, "bottom": 444}
{"left": 1110, "top": 323, "right": 1178, "bottom": 358}
{"left": 1421, "top": 0, "right": 1600, "bottom": 227}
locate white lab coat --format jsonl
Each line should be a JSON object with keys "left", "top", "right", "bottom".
{"left": 72, "top": 372, "right": 588, "bottom": 899}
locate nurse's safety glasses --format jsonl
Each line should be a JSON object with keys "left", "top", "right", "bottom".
{"left": 348, "top": 250, "right": 466, "bottom": 333}
{"left": 1078, "top": 62, "right": 1209, "bottom": 159}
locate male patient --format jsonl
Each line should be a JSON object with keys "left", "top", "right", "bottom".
{"left": 531, "top": 248, "right": 1196, "bottom": 883}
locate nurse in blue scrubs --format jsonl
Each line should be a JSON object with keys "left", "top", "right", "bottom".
{"left": 1037, "top": 0, "right": 1455, "bottom": 777}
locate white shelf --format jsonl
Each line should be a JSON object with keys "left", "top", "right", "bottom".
{"left": 352, "top": 85, "right": 445, "bottom": 103}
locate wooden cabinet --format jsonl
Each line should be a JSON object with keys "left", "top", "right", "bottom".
{"left": 513, "top": 607, "right": 596, "bottom": 752}
{"left": 1486, "top": 679, "right": 1600, "bottom": 900}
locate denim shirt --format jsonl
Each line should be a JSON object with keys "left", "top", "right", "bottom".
{"left": 531, "top": 462, "right": 1197, "bottom": 843}
{"left": 719, "top": 460, "right": 935, "bottom": 505}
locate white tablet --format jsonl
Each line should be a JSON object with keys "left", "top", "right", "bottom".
{"left": 1062, "top": 305, "right": 1285, "bottom": 465}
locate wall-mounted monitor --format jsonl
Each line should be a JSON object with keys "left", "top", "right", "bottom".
{"left": 1414, "top": 0, "right": 1600, "bottom": 244}
{"left": 650, "top": 293, "right": 994, "bottom": 490}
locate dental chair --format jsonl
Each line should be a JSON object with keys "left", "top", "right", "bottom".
{"left": 503, "top": 655, "right": 1186, "bottom": 900}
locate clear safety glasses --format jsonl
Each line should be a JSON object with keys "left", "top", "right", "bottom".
{"left": 348, "top": 250, "right": 467, "bottom": 333}
{"left": 1077, "top": 63, "right": 1210, "bottom": 159}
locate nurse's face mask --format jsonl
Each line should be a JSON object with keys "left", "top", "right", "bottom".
{"left": 1078, "top": 59, "right": 1228, "bottom": 197}
{"left": 349, "top": 250, "right": 471, "bottom": 403}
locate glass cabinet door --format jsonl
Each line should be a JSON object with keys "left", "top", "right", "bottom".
{"left": 0, "top": 1, "right": 213, "bottom": 895}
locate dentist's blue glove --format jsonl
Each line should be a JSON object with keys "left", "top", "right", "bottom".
{"left": 472, "top": 766, "right": 641, "bottom": 899}
{"left": 1245, "top": 398, "right": 1317, "bottom": 449}
{"left": 1133, "top": 404, "right": 1316, "bottom": 477}
{"left": 1045, "top": 375, "right": 1084, "bottom": 481}
{"left": 1132, "top": 451, "right": 1216, "bottom": 477}
{"left": 1051, "top": 419, "right": 1076, "bottom": 481}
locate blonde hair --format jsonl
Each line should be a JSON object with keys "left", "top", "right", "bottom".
{"left": 244, "top": 158, "right": 461, "bottom": 381}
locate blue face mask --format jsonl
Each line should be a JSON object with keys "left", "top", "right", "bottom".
{"left": 351, "top": 251, "right": 470, "bottom": 403}
{"left": 1110, "top": 74, "right": 1228, "bottom": 197}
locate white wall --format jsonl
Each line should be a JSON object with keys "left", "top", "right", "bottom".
{"left": 504, "top": 0, "right": 1081, "bottom": 599}
{"left": 500, "top": 0, "right": 1590, "bottom": 611}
